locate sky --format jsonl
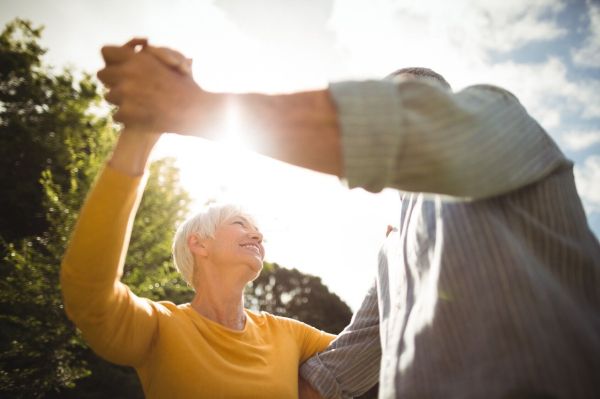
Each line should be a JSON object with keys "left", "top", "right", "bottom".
{"left": 1, "top": 0, "right": 599, "bottom": 310}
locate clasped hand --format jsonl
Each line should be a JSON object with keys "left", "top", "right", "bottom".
{"left": 97, "top": 38, "right": 202, "bottom": 134}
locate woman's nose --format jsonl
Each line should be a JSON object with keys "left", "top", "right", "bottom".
{"left": 249, "top": 229, "right": 263, "bottom": 242}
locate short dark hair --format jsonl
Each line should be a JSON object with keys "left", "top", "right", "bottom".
{"left": 386, "top": 67, "right": 451, "bottom": 90}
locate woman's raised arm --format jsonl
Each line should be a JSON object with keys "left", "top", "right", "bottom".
{"left": 61, "top": 130, "right": 162, "bottom": 366}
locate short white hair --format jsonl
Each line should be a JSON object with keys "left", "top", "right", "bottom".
{"left": 172, "top": 203, "right": 255, "bottom": 285}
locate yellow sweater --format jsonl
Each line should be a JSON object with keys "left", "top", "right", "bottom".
{"left": 61, "top": 166, "right": 334, "bottom": 398}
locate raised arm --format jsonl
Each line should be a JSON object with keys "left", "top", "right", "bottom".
{"left": 60, "top": 130, "right": 161, "bottom": 366}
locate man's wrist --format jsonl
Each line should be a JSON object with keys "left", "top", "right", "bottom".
{"left": 176, "top": 84, "right": 229, "bottom": 137}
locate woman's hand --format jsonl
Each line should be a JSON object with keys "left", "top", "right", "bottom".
{"left": 98, "top": 39, "right": 213, "bottom": 136}
{"left": 144, "top": 45, "right": 193, "bottom": 76}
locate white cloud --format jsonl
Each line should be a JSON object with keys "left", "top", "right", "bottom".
{"left": 328, "top": 0, "right": 567, "bottom": 78}
{"left": 574, "top": 155, "right": 600, "bottom": 214}
{"left": 571, "top": 0, "right": 600, "bottom": 68}
{"left": 562, "top": 130, "right": 600, "bottom": 151}
{"left": 325, "top": 0, "right": 593, "bottom": 133}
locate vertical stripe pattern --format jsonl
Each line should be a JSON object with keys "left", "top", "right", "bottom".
{"left": 300, "top": 81, "right": 600, "bottom": 398}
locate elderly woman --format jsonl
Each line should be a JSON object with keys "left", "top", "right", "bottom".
{"left": 60, "top": 127, "right": 335, "bottom": 398}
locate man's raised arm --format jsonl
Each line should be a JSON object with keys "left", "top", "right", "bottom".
{"left": 97, "top": 42, "right": 342, "bottom": 176}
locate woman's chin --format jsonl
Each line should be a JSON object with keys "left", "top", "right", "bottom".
{"left": 248, "top": 262, "right": 263, "bottom": 280}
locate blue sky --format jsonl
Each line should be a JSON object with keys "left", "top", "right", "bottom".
{"left": 1, "top": 0, "right": 599, "bottom": 309}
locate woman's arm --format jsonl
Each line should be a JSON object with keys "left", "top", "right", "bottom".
{"left": 60, "top": 130, "right": 162, "bottom": 366}
{"left": 108, "top": 129, "right": 160, "bottom": 176}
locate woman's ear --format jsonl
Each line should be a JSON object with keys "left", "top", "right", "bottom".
{"left": 188, "top": 234, "right": 209, "bottom": 257}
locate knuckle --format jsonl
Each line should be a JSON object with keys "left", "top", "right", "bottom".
{"left": 96, "top": 69, "right": 105, "bottom": 81}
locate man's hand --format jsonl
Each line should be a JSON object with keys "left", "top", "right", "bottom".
{"left": 299, "top": 376, "right": 325, "bottom": 399}
{"left": 97, "top": 40, "right": 211, "bottom": 134}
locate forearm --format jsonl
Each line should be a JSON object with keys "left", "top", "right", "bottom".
{"left": 234, "top": 90, "right": 342, "bottom": 177}
{"left": 108, "top": 129, "right": 161, "bottom": 176}
{"left": 184, "top": 89, "right": 342, "bottom": 177}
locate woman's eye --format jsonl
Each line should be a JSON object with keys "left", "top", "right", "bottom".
{"left": 233, "top": 220, "right": 245, "bottom": 226}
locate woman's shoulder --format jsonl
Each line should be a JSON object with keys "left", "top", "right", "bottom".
{"left": 143, "top": 299, "right": 183, "bottom": 316}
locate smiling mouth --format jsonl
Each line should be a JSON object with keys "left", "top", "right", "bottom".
{"left": 241, "top": 243, "right": 262, "bottom": 256}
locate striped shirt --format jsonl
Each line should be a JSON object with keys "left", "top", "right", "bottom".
{"left": 300, "top": 80, "right": 600, "bottom": 398}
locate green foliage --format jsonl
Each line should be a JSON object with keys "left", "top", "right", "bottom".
{"left": 0, "top": 19, "right": 115, "bottom": 397}
{"left": 245, "top": 262, "right": 353, "bottom": 334}
{"left": 0, "top": 19, "right": 107, "bottom": 243}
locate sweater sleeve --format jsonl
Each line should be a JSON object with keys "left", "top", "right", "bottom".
{"left": 331, "top": 80, "right": 569, "bottom": 199}
{"left": 280, "top": 317, "right": 336, "bottom": 364}
{"left": 60, "top": 165, "right": 158, "bottom": 367}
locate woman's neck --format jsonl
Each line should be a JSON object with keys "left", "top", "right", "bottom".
{"left": 190, "top": 285, "right": 246, "bottom": 331}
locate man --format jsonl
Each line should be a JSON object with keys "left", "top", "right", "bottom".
{"left": 98, "top": 40, "right": 600, "bottom": 398}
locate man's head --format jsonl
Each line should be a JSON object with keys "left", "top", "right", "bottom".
{"left": 386, "top": 67, "right": 451, "bottom": 90}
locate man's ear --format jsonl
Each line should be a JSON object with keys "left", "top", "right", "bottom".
{"left": 188, "top": 234, "right": 209, "bottom": 257}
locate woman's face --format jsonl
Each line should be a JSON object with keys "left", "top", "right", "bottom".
{"left": 205, "top": 215, "right": 265, "bottom": 277}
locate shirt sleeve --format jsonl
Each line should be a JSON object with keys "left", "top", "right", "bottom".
{"left": 300, "top": 280, "right": 381, "bottom": 399}
{"left": 331, "top": 80, "right": 569, "bottom": 199}
{"left": 282, "top": 317, "right": 336, "bottom": 364}
{"left": 60, "top": 165, "right": 158, "bottom": 367}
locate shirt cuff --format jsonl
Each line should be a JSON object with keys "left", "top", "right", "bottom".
{"left": 329, "top": 81, "right": 404, "bottom": 193}
{"left": 300, "top": 354, "right": 344, "bottom": 399}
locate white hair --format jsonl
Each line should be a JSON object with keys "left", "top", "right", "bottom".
{"left": 172, "top": 203, "right": 254, "bottom": 285}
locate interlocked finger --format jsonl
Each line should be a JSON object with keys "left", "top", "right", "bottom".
{"left": 97, "top": 65, "right": 125, "bottom": 88}
{"left": 144, "top": 45, "right": 193, "bottom": 76}
{"left": 105, "top": 86, "right": 124, "bottom": 106}
{"left": 101, "top": 38, "right": 147, "bottom": 65}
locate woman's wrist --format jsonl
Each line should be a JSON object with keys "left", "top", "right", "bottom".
{"left": 108, "top": 130, "right": 162, "bottom": 176}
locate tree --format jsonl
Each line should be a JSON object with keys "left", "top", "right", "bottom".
{"left": 245, "top": 262, "right": 353, "bottom": 334}
{"left": 0, "top": 19, "right": 99, "bottom": 243}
